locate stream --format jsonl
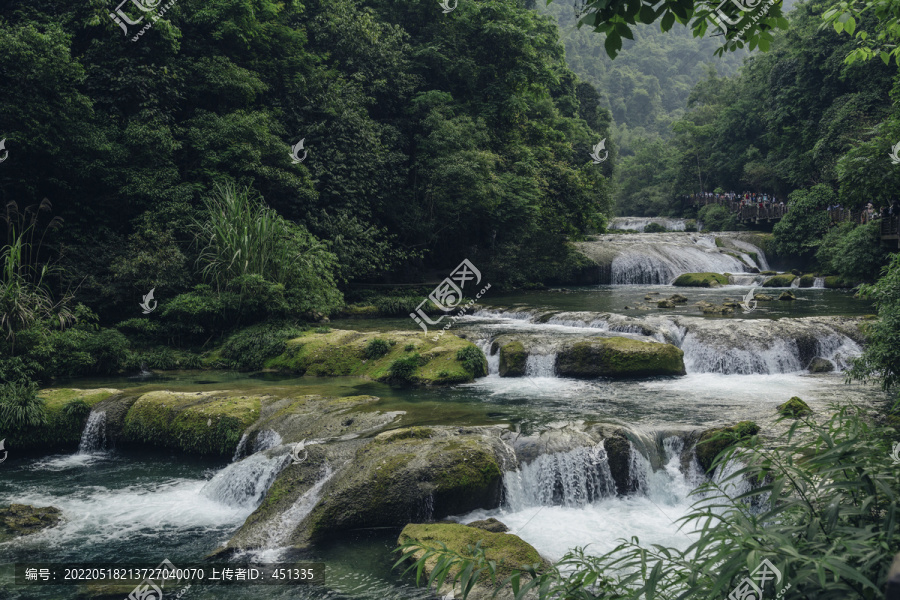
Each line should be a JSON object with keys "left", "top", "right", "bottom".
{"left": 0, "top": 233, "right": 886, "bottom": 599}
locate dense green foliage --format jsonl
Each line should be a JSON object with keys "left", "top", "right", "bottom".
{"left": 697, "top": 204, "right": 737, "bottom": 232}
{"left": 0, "top": 381, "right": 45, "bottom": 430}
{"left": 851, "top": 253, "right": 900, "bottom": 393}
{"left": 400, "top": 406, "right": 900, "bottom": 599}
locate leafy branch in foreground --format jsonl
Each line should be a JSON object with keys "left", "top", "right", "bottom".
{"left": 399, "top": 405, "right": 899, "bottom": 599}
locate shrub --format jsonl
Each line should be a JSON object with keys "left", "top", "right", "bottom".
{"left": 218, "top": 322, "right": 307, "bottom": 370}
{"left": 772, "top": 184, "right": 833, "bottom": 256}
{"left": 456, "top": 345, "right": 488, "bottom": 377}
{"left": 364, "top": 338, "right": 391, "bottom": 360}
{"left": 643, "top": 222, "right": 667, "bottom": 233}
{"left": 61, "top": 398, "right": 91, "bottom": 420}
{"left": 389, "top": 354, "right": 421, "bottom": 383}
{"left": 0, "top": 380, "right": 46, "bottom": 430}
{"left": 698, "top": 204, "right": 737, "bottom": 232}
{"left": 816, "top": 222, "right": 888, "bottom": 282}
{"left": 314, "top": 326, "right": 331, "bottom": 334}
{"left": 404, "top": 343, "right": 416, "bottom": 352}
{"left": 374, "top": 296, "right": 424, "bottom": 316}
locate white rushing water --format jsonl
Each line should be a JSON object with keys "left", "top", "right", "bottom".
{"left": 813, "top": 277, "right": 825, "bottom": 288}
{"left": 253, "top": 429, "right": 283, "bottom": 453}
{"left": 610, "top": 217, "right": 688, "bottom": 232}
{"left": 458, "top": 437, "right": 704, "bottom": 559}
{"left": 200, "top": 451, "right": 292, "bottom": 510}
{"left": 77, "top": 411, "right": 107, "bottom": 454}
{"left": 524, "top": 353, "right": 557, "bottom": 377}
{"left": 610, "top": 245, "right": 748, "bottom": 285}
{"left": 260, "top": 465, "right": 337, "bottom": 554}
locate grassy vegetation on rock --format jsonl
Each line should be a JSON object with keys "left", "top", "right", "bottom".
{"left": 762, "top": 273, "right": 798, "bottom": 288}
{"left": 556, "top": 338, "right": 685, "bottom": 378}
{"left": 4, "top": 388, "right": 118, "bottom": 452}
{"left": 695, "top": 421, "right": 760, "bottom": 473}
{"left": 672, "top": 273, "right": 729, "bottom": 287}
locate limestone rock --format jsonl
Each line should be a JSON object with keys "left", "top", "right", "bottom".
{"left": 555, "top": 337, "right": 685, "bottom": 379}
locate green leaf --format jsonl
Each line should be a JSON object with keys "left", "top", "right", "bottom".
{"left": 661, "top": 11, "right": 675, "bottom": 32}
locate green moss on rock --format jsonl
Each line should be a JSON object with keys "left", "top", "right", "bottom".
{"left": 798, "top": 274, "right": 816, "bottom": 288}
{"left": 398, "top": 522, "right": 543, "bottom": 583}
{"left": 762, "top": 274, "right": 798, "bottom": 288}
{"left": 777, "top": 397, "right": 812, "bottom": 418}
{"left": 265, "top": 329, "right": 480, "bottom": 385}
{"left": 695, "top": 421, "right": 760, "bottom": 473}
{"left": 499, "top": 342, "right": 527, "bottom": 377}
{"left": 824, "top": 276, "right": 854, "bottom": 289}
{"left": 0, "top": 504, "right": 62, "bottom": 542}
{"left": 556, "top": 338, "right": 685, "bottom": 379}
{"left": 673, "top": 273, "right": 730, "bottom": 287}
{"left": 122, "top": 391, "right": 261, "bottom": 456}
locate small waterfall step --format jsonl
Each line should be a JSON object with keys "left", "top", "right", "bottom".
{"left": 77, "top": 411, "right": 107, "bottom": 454}
{"left": 201, "top": 451, "right": 291, "bottom": 510}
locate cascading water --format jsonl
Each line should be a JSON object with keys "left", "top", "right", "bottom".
{"left": 524, "top": 354, "right": 557, "bottom": 377}
{"left": 77, "top": 411, "right": 107, "bottom": 454}
{"left": 476, "top": 339, "right": 500, "bottom": 375}
{"left": 610, "top": 217, "right": 687, "bottom": 232}
{"left": 503, "top": 443, "right": 616, "bottom": 510}
{"left": 200, "top": 451, "right": 292, "bottom": 510}
{"left": 813, "top": 277, "right": 825, "bottom": 288}
{"left": 262, "top": 464, "right": 337, "bottom": 551}
{"left": 232, "top": 433, "right": 249, "bottom": 462}
{"left": 253, "top": 429, "right": 282, "bottom": 453}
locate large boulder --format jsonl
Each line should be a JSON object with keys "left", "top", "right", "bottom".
{"left": 398, "top": 523, "right": 545, "bottom": 600}
{"left": 0, "top": 504, "right": 62, "bottom": 542}
{"left": 777, "top": 397, "right": 812, "bottom": 418}
{"left": 499, "top": 342, "right": 527, "bottom": 377}
{"left": 556, "top": 337, "right": 685, "bottom": 379}
{"left": 266, "top": 329, "right": 485, "bottom": 385}
{"left": 673, "top": 273, "right": 729, "bottom": 287}
{"left": 468, "top": 518, "right": 509, "bottom": 533}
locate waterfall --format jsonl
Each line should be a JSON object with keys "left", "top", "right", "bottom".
{"left": 253, "top": 430, "right": 283, "bottom": 453}
{"left": 77, "top": 411, "right": 107, "bottom": 454}
{"left": 813, "top": 277, "right": 825, "bottom": 288}
{"left": 232, "top": 433, "right": 249, "bottom": 462}
{"left": 263, "top": 465, "right": 336, "bottom": 549}
{"left": 610, "top": 217, "right": 687, "bottom": 232}
{"left": 503, "top": 444, "right": 616, "bottom": 510}
{"left": 476, "top": 339, "right": 500, "bottom": 376}
{"left": 525, "top": 354, "right": 557, "bottom": 377}
{"left": 728, "top": 274, "right": 765, "bottom": 286}
{"left": 790, "top": 278, "right": 800, "bottom": 288}
{"left": 200, "top": 452, "right": 292, "bottom": 510}
{"left": 682, "top": 334, "right": 803, "bottom": 374}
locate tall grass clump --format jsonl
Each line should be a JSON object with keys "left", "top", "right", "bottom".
{"left": 0, "top": 380, "right": 46, "bottom": 430}
{"left": 398, "top": 405, "right": 900, "bottom": 599}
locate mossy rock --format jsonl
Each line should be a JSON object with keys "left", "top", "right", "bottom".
{"left": 669, "top": 294, "right": 688, "bottom": 304}
{"left": 776, "top": 397, "right": 812, "bottom": 418}
{"left": 266, "top": 329, "right": 481, "bottom": 385}
{"left": 807, "top": 358, "right": 834, "bottom": 373}
{"left": 296, "top": 428, "right": 506, "bottom": 543}
{"left": 760, "top": 270, "right": 777, "bottom": 275}
{"left": 798, "top": 274, "right": 816, "bottom": 288}
{"left": 499, "top": 342, "right": 527, "bottom": 377}
{"left": 556, "top": 338, "right": 685, "bottom": 379}
{"left": 121, "top": 391, "right": 261, "bottom": 456}
{"left": 778, "top": 291, "right": 796, "bottom": 301}
{"left": 7, "top": 388, "right": 119, "bottom": 453}
{"left": 762, "top": 274, "right": 798, "bottom": 288}
{"left": 602, "top": 434, "right": 632, "bottom": 495}
{"left": 657, "top": 299, "right": 676, "bottom": 308}
{"left": 0, "top": 504, "right": 62, "bottom": 542}
{"left": 824, "top": 276, "right": 854, "bottom": 289}
{"left": 673, "top": 273, "right": 730, "bottom": 287}
{"left": 398, "top": 522, "right": 546, "bottom": 596}
{"left": 754, "top": 293, "right": 775, "bottom": 301}
{"left": 468, "top": 518, "right": 509, "bottom": 533}
{"left": 696, "top": 301, "right": 733, "bottom": 315}
{"left": 695, "top": 421, "right": 760, "bottom": 473}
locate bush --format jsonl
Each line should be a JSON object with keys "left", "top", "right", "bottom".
{"left": 61, "top": 397, "right": 91, "bottom": 420}
{"left": 816, "top": 222, "right": 887, "bottom": 282}
{"left": 389, "top": 354, "right": 421, "bottom": 383}
{"left": 0, "top": 381, "right": 46, "bottom": 430}
{"left": 373, "top": 296, "right": 425, "bottom": 316}
{"left": 772, "top": 184, "right": 834, "bottom": 256}
{"left": 456, "top": 345, "right": 488, "bottom": 377}
{"left": 364, "top": 338, "right": 391, "bottom": 360}
{"left": 642, "top": 222, "right": 667, "bottom": 233}
{"left": 698, "top": 204, "right": 737, "bottom": 231}
{"left": 216, "top": 322, "right": 307, "bottom": 370}
{"left": 851, "top": 253, "right": 900, "bottom": 392}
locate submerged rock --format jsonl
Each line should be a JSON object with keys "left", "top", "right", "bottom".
{"left": 807, "top": 357, "right": 834, "bottom": 373}
{"left": 657, "top": 299, "right": 676, "bottom": 308}
{"left": 669, "top": 294, "right": 688, "bottom": 304}
{"left": 696, "top": 301, "right": 733, "bottom": 315}
{"left": 695, "top": 421, "right": 760, "bottom": 473}
{"left": 777, "top": 397, "right": 812, "bottom": 418}
{"left": 754, "top": 293, "right": 775, "bottom": 301}
{"left": 778, "top": 291, "right": 796, "bottom": 301}
{"left": 467, "top": 518, "right": 509, "bottom": 533}
{"left": 0, "top": 504, "right": 62, "bottom": 541}
{"left": 397, "top": 523, "right": 545, "bottom": 600}
{"left": 555, "top": 337, "right": 685, "bottom": 378}
{"left": 499, "top": 341, "right": 527, "bottom": 377}
{"left": 673, "top": 273, "right": 729, "bottom": 287}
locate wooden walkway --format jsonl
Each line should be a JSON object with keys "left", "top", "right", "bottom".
{"left": 690, "top": 195, "right": 900, "bottom": 246}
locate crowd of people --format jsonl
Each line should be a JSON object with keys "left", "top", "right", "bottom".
{"left": 827, "top": 201, "right": 899, "bottom": 224}
{"left": 688, "top": 191, "right": 787, "bottom": 210}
